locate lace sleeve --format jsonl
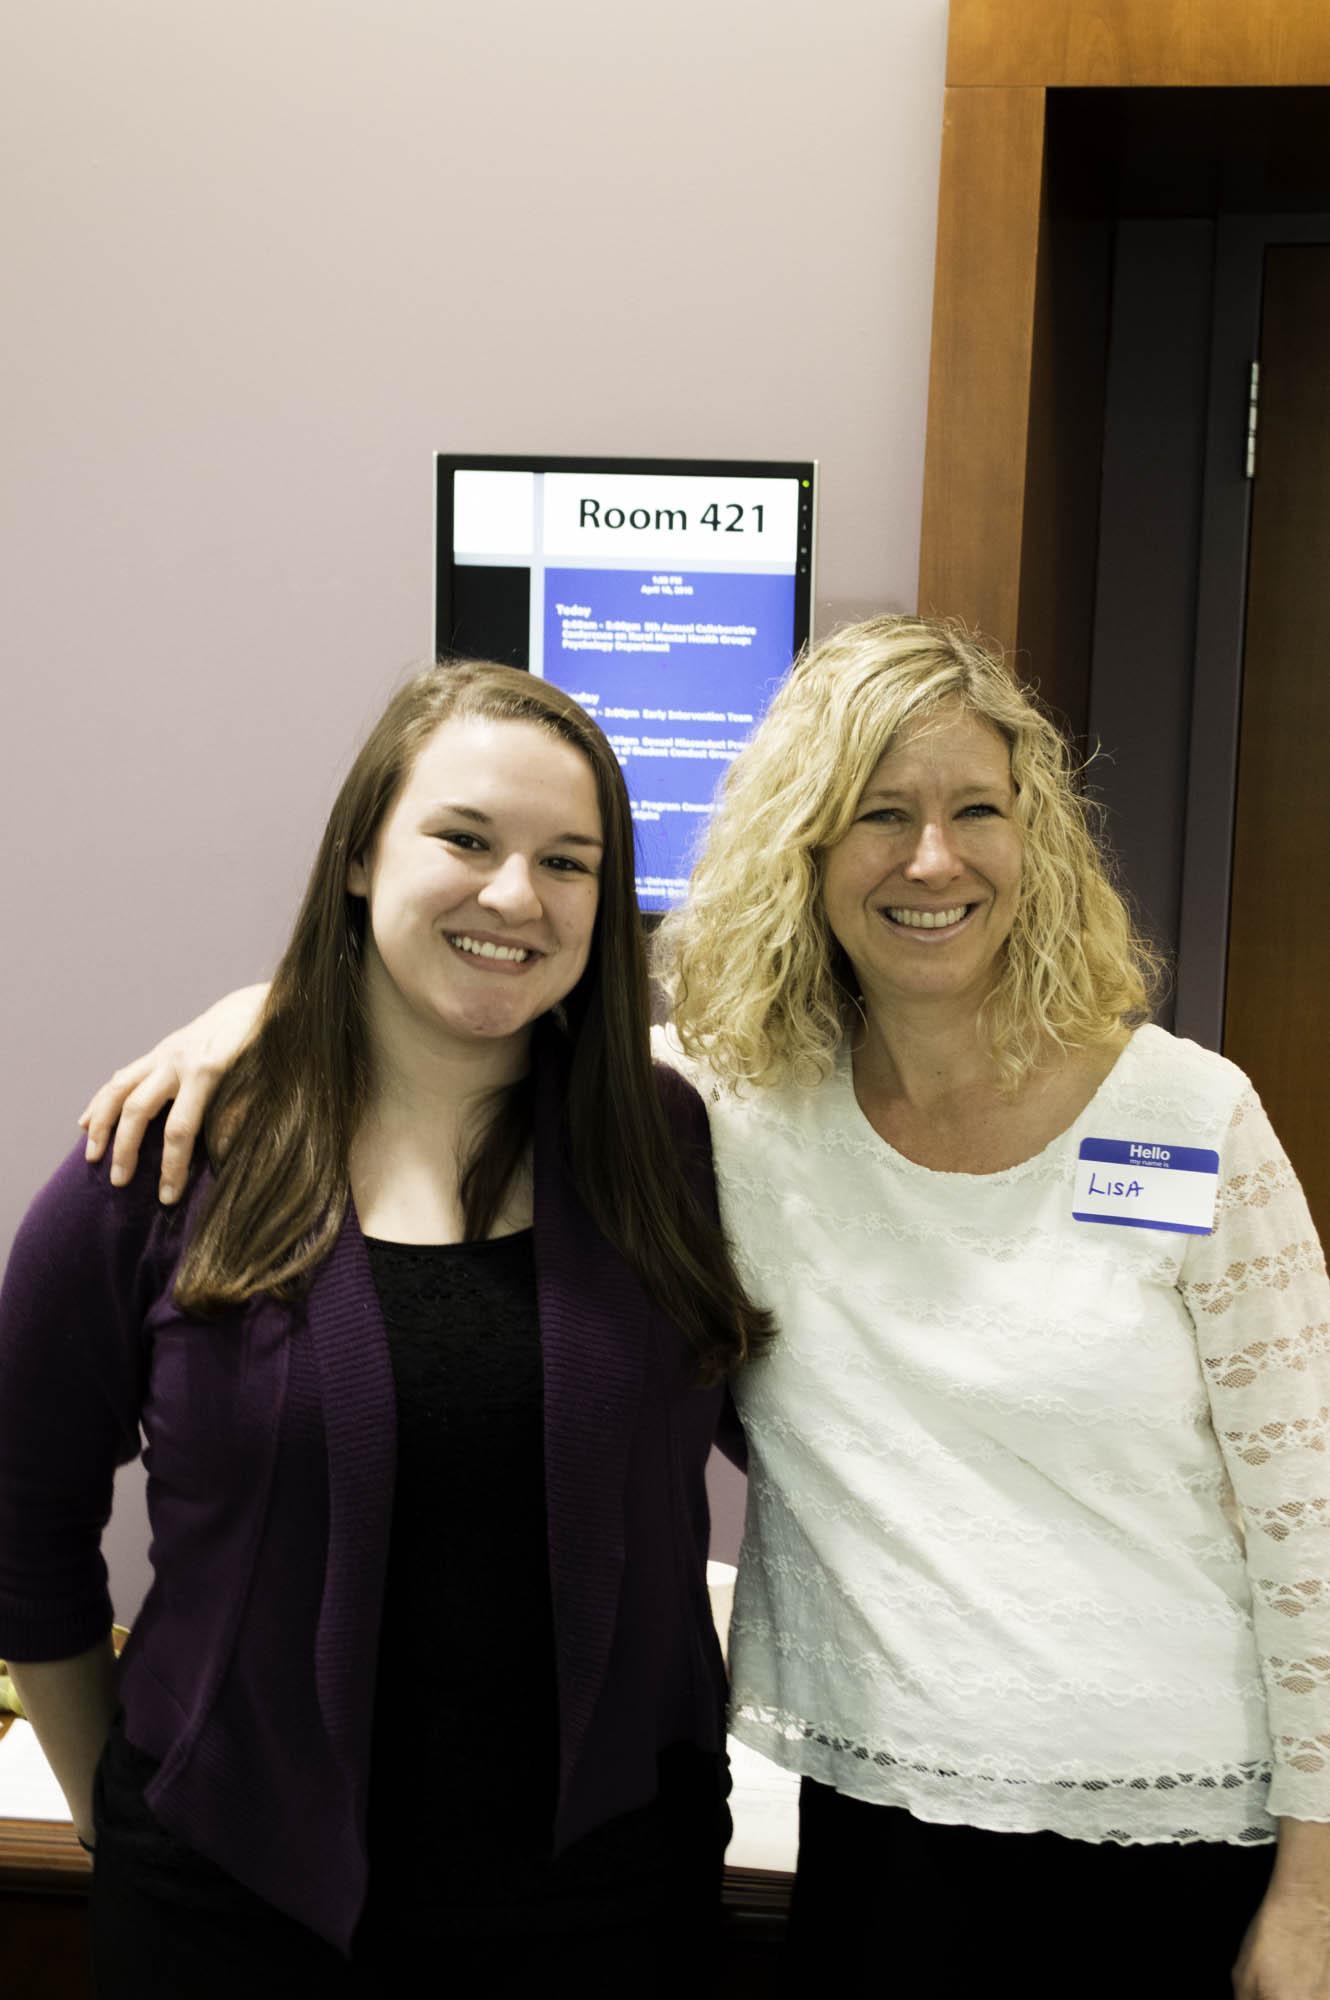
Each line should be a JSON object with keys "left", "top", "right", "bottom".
{"left": 1180, "top": 1086, "right": 1330, "bottom": 1822}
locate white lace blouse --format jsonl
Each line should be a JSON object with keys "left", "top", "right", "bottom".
{"left": 657, "top": 1022, "right": 1330, "bottom": 1845}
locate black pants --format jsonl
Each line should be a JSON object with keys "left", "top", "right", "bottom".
{"left": 786, "top": 1776, "right": 1276, "bottom": 1997}
{"left": 89, "top": 1851, "right": 717, "bottom": 1999}
{"left": 88, "top": 1724, "right": 723, "bottom": 2000}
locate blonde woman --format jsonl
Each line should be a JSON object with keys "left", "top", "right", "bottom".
{"left": 77, "top": 619, "right": 1330, "bottom": 1997}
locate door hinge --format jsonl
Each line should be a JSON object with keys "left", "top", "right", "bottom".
{"left": 1245, "top": 361, "right": 1260, "bottom": 480}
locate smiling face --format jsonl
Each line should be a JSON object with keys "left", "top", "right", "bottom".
{"left": 821, "top": 704, "right": 1022, "bottom": 1020}
{"left": 346, "top": 713, "right": 603, "bottom": 1068}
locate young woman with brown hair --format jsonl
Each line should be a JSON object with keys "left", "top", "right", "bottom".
{"left": 0, "top": 661, "right": 768, "bottom": 1996}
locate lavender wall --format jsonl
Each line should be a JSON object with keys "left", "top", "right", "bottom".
{"left": 2, "top": 0, "right": 949, "bottom": 1616}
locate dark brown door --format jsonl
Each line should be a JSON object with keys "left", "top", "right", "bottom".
{"left": 1224, "top": 245, "right": 1330, "bottom": 1242}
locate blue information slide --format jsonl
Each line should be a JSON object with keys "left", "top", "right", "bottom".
{"left": 450, "top": 467, "right": 806, "bottom": 910}
{"left": 543, "top": 567, "right": 796, "bottom": 907}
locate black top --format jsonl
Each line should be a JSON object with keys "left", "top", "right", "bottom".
{"left": 363, "top": 1228, "right": 570, "bottom": 1930}
{"left": 96, "top": 1228, "right": 726, "bottom": 1942}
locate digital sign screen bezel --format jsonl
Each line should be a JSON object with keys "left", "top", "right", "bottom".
{"left": 434, "top": 452, "right": 816, "bottom": 666}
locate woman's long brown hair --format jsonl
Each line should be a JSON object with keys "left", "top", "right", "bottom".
{"left": 172, "top": 661, "right": 771, "bottom": 1381}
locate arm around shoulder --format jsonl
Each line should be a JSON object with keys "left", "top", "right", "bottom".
{"left": 80, "top": 980, "right": 270, "bottom": 1200}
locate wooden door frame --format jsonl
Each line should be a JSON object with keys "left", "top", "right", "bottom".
{"left": 918, "top": 0, "right": 1330, "bottom": 668}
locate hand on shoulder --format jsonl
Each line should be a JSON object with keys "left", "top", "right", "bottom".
{"left": 78, "top": 983, "right": 268, "bottom": 1203}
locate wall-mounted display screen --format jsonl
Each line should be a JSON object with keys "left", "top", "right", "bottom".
{"left": 435, "top": 455, "right": 816, "bottom": 912}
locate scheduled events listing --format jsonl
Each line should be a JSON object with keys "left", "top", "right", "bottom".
{"left": 541, "top": 566, "right": 796, "bottom": 907}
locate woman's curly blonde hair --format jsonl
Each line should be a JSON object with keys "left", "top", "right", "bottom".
{"left": 654, "top": 614, "right": 1163, "bottom": 1092}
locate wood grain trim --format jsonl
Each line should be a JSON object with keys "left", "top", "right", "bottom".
{"left": 947, "top": 0, "right": 1330, "bottom": 89}
{"left": 0, "top": 1819, "right": 91, "bottom": 1892}
{"left": 918, "top": 86, "right": 1046, "bottom": 652}
{"left": 721, "top": 1864, "right": 793, "bottom": 1918}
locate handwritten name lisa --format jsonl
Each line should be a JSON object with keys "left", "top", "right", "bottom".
{"left": 1088, "top": 1174, "right": 1144, "bottom": 1200}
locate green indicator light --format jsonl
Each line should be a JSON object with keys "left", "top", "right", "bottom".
{"left": 801, "top": 479, "right": 810, "bottom": 488}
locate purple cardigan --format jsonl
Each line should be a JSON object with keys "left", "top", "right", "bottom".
{"left": 0, "top": 1051, "right": 743, "bottom": 1954}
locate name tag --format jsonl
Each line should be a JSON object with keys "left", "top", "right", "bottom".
{"left": 1072, "top": 1137, "right": 1219, "bottom": 1235}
